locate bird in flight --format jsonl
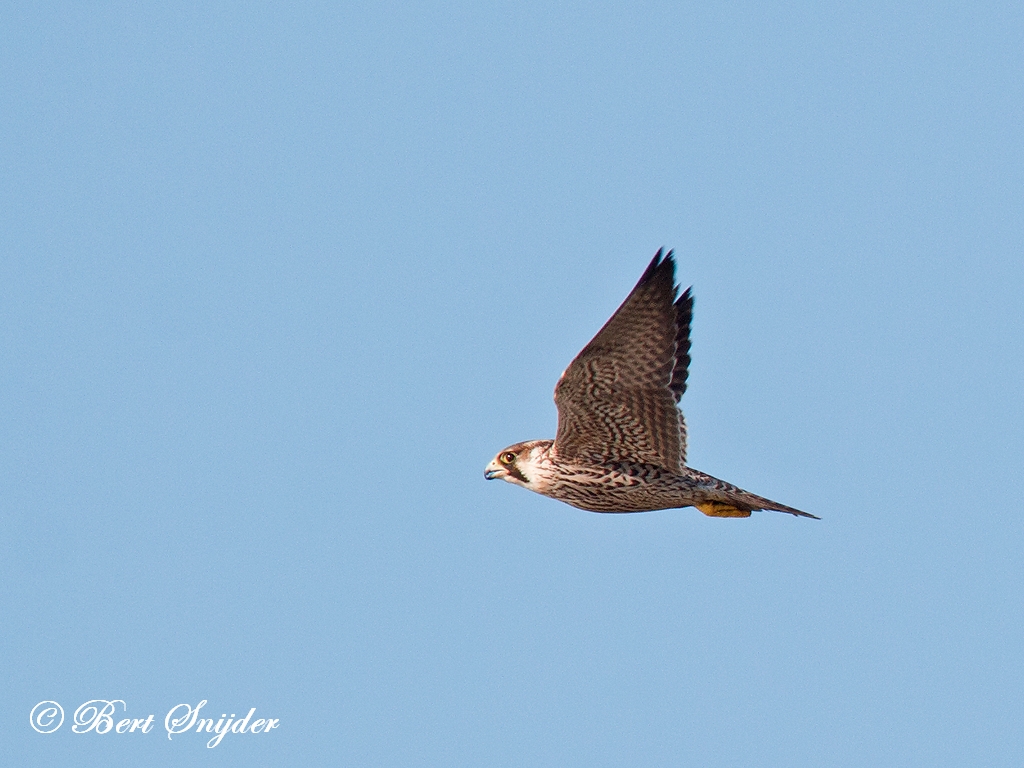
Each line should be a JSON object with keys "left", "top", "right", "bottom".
{"left": 485, "top": 250, "right": 817, "bottom": 519}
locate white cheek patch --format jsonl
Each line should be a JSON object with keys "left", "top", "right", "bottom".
{"left": 506, "top": 461, "right": 530, "bottom": 486}
{"left": 516, "top": 447, "right": 556, "bottom": 493}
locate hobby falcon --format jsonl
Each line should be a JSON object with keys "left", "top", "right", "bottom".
{"left": 485, "top": 250, "right": 817, "bottom": 519}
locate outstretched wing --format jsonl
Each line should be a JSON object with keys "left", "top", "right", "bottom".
{"left": 553, "top": 249, "right": 693, "bottom": 472}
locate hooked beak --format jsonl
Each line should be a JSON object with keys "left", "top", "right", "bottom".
{"left": 484, "top": 460, "right": 505, "bottom": 480}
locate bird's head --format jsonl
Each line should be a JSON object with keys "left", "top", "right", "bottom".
{"left": 484, "top": 440, "right": 554, "bottom": 490}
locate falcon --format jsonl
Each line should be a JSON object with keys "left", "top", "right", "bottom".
{"left": 485, "top": 250, "right": 817, "bottom": 519}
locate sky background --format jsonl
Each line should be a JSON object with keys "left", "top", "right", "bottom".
{"left": 2, "top": 1, "right": 1023, "bottom": 765}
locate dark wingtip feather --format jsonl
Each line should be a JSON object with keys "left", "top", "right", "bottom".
{"left": 635, "top": 248, "right": 692, "bottom": 402}
{"left": 639, "top": 248, "right": 675, "bottom": 285}
{"left": 670, "top": 285, "right": 693, "bottom": 401}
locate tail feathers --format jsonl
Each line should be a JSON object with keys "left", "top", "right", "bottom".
{"left": 691, "top": 471, "right": 819, "bottom": 520}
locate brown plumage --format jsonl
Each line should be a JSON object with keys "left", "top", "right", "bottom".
{"left": 553, "top": 254, "right": 692, "bottom": 471}
{"left": 485, "top": 250, "right": 817, "bottom": 519}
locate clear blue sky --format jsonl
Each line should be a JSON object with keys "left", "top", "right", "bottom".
{"left": 3, "top": 2, "right": 1022, "bottom": 765}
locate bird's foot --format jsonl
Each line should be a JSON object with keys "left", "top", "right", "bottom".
{"left": 696, "top": 502, "right": 752, "bottom": 518}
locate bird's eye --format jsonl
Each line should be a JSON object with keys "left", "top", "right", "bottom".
{"left": 501, "top": 452, "right": 516, "bottom": 464}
